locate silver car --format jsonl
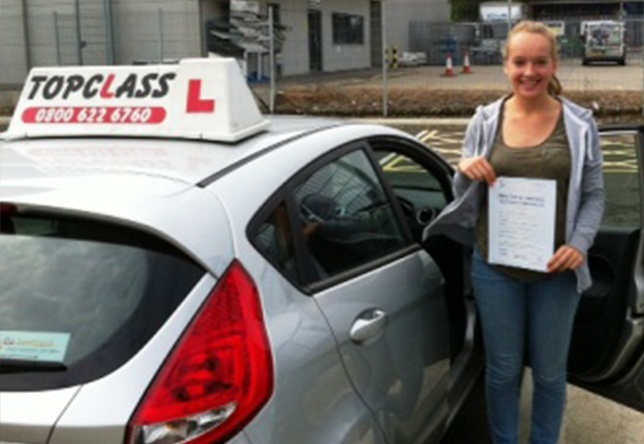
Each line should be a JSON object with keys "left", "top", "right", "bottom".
{"left": 1, "top": 59, "right": 643, "bottom": 444}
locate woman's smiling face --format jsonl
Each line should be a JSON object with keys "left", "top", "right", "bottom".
{"left": 504, "top": 31, "right": 558, "bottom": 99}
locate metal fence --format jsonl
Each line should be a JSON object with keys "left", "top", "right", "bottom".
{"left": 1, "top": 1, "right": 642, "bottom": 117}
{"left": 408, "top": 17, "right": 644, "bottom": 66}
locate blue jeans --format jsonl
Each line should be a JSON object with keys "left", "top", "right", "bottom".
{"left": 472, "top": 250, "right": 581, "bottom": 444}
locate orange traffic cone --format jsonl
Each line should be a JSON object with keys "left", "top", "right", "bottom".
{"left": 441, "top": 53, "right": 456, "bottom": 77}
{"left": 462, "top": 51, "right": 473, "bottom": 74}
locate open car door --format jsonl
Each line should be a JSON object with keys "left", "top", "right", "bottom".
{"left": 368, "top": 135, "right": 485, "bottom": 430}
{"left": 568, "top": 124, "right": 644, "bottom": 412}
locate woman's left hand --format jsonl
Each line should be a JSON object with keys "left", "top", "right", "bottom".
{"left": 547, "top": 245, "right": 585, "bottom": 273}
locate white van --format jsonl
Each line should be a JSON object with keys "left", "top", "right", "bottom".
{"left": 580, "top": 20, "right": 626, "bottom": 65}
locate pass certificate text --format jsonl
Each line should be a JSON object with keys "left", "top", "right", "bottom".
{"left": 488, "top": 177, "right": 556, "bottom": 272}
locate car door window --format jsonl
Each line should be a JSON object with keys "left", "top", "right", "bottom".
{"left": 370, "top": 140, "right": 453, "bottom": 243}
{"left": 600, "top": 131, "right": 641, "bottom": 228}
{"left": 294, "top": 149, "right": 406, "bottom": 280}
{"left": 377, "top": 151, "right": 448, "bottom": 210}
{"left": 307, "top": 142, "right": 455, "bottom": 442}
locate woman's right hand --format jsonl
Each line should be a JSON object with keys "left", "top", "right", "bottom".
{"left": 457, "top": 156, "right": 497, "bottom": 186}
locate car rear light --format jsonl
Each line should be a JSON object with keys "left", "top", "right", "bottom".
{"left": 127, "top": 260, "right": 274, "bottom": 444}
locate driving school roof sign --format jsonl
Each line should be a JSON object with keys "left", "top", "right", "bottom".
{"left": 6, "top": 58, "right": 269, "bottom": 142}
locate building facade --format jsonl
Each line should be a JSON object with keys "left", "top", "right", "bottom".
{"left": 0, "top": 0, "right": 452, "bottom": 85}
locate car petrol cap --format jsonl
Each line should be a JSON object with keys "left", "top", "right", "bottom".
{"left": 4, "top": 58, "right": 269, "bottom": 142}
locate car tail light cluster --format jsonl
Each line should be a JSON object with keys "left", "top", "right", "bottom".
{"left": 128, "top": 261, "right": 274, "bottom": 444}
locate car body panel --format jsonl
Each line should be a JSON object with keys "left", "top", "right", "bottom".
{"left": 0, "top": 274, "right": 217, "bottom": 444}
{"left": 0, "top": 117, "right": 341, "bottom": 183}
{"left": 46, "top": 274, "right": 217, "bottom": 444}
{"left": 0, "top": 144, "right": 236, "bottom": 276}
{"left": 0, "top": 119, "right": 421, "bottom": 444}
{"left": 237, "top": 264, "right": 386, "bottom": 444}
{"left": 314, "top": 251, "right": 451, "bottom": 443}
{"left": 205, "top": 123, "right": 417, "bottom": 443}
{"left": 0, "top": 120, "right": 395, "bottom": 279}
{"left": 0, "top": 387, "right": 80, "bottom": 444}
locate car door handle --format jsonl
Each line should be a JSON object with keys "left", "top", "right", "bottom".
{"left": 350, "top": 309, "right": 387, "bottom": 344}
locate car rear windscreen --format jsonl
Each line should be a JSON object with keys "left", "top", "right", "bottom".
{"left": 0, "top": 210, "right": 205, "bottom": 391}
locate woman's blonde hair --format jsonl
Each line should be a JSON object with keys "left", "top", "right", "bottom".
{"left": 503, "top": 20, "right": 562, "bottom": 96}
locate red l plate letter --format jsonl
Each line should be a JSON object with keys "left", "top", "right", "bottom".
{"left": 186, "top": 79, "right": 215, "bottom": 113}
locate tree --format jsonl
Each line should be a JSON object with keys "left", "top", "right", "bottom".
{"left": 451, "top": 0, "right": 482, "bottom": 22}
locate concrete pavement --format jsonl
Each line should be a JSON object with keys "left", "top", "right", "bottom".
{"left": 532, "top": 371, "right": 644, "bottom": 444}
{"left": 443, "top": 369, "right": 644, "bottom": 444}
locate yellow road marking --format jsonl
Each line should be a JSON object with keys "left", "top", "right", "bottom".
{"left": 420, "top": 129, "right": 438, "bottom": 144}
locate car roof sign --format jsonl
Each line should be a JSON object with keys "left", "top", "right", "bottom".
{"left": 5, "top": 58, "right": 269, "bottom": 143}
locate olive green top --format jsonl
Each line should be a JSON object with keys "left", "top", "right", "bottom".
{"left": 476, "top": 107, "right": 571, "bottom": 282}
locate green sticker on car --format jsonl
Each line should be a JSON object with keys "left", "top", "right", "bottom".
{"left": 0, "top": 330, "right": 71, "bottom": 363}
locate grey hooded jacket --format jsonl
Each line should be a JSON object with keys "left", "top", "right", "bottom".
{"left": 423, "top": 96, "right": 605, "bottom": 292}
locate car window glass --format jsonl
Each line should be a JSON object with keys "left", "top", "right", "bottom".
{"left": 372, "top": 147, "right": 448, "bottom": 242}
{"left": 600, "top": 132, "right": 641, "bottom": 228}
{"left": 295, "top": 150, "right": 405, "bottom": 280}
{"left": 0, "top": 213, "right": 204, "bottom": 391}
{"left": 376, "top": 150, "right": 447, "bottom": 210}
{"left": 252, "top": 201, "right": 297, "bottom": 281}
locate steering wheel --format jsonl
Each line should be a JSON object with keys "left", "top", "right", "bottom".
{"left": 396, "top": 195, "right": 439, "bottom": 241}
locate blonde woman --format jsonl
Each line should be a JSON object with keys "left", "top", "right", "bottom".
{"left": 427, "top": 21, "right": 604, "bottom": 444}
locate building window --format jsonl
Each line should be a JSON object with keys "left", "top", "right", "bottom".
{"left": 332, "top": 13, "right": 364, "bottom": 44}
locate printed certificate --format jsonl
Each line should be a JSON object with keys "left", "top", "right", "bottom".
{"left": 488, "top": 177, "right": 556, "bottom": 272}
